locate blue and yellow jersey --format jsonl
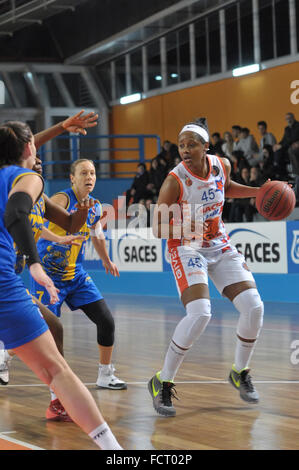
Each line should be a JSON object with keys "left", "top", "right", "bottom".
{"left": 37, "top": 187, "right": 102, "bottom": 282}
{"left": 0, "top": 165, "right": 43, "bottom": 280}
{"left": 15, "top": 195, "right": 45, "bottom": 274}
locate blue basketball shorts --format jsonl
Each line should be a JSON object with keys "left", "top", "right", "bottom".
{"left": 0, "top": 276, "right": 48, "bottom": 350}
{"left": 30, "top": 270, "right": 103, "bottom": 317}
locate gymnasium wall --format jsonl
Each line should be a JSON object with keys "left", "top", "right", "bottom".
{"left": 111, "top": 61, "right": 299, "bottom": 173}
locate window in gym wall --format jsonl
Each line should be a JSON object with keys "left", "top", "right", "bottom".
{"left": 115, "top": 57, "right": 126, "bottom": 99}
{"left": 166, "top": 31, "right": 179, "bottom": 86}
{"left": 130, "top": 49, "right": 142, "bottom": 94}
{"left": 225, "top": 4, "right": 240, "bottom": 69}
{"left": 208, "top": 12, "right": 221, "bottom": 75}
{"left": 0, "top": 73, "right": 13, "bottom": 108}
{"left": 178, "top": 27, "right": 191, "bottom": 82}
{"left": 240, "top": 0, "right": 254, "bottom": 65}
{"left": 10, "top": 72, "right": 36, "bottom": 107}
{"left": 147, "top": 40, "right": 162, "bottom": 90}
{"left": 194, "top": 18, "right": 208, "bottom": 78}
{"left": 259, "top": 0, "right": 275, "bottom": 61}
{"left": 275, "top": 0, "right": 290, "bottom": 57}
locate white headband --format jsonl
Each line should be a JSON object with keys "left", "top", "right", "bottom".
{"left": 179, "top": 124, "right": 209, "bottom": 143}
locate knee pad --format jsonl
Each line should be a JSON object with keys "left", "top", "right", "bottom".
{"left": 233, "top": 288, "right": 264, "bottom": 340}
{"left": 80, "top": 300, "right": 115, "bottom": 347}
{"left": 172, "top": 298, "right": 211, "bottom": 349}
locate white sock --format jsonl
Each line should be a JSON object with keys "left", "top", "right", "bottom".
{"left": 160, "top": 341, "right": 189, "bottom": 382}
{"left": 99, "top": 363, "right": 111, "bottom": 374}
{"left": 50, "top": 389, "right": 57, "bottom": 402}
{"left": 234, "top": 337, "right": 256, "bottom": 372}
{"left": 89, "top": 422, "right": 122, "bottom": 450}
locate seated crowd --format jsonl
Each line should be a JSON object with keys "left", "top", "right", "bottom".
{"left": 125, "top": 113, "right": 299, "bottom": 224}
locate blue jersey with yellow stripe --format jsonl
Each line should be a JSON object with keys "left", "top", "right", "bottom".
{"left": 37, "top": 187, "right": 102, "bottom": 281}
{"left": 0, "top": 165, "right": 39, "bottom": 280}
{"left": 15, "top": 195, "right": 45, "bottom": 274}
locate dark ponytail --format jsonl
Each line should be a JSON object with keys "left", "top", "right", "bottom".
{"left": 0, "top": 121, "right": 32, "bottom": 166}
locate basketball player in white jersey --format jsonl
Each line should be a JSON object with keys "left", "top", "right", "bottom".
{"left": 148, "top": 118, "right": 264, "bottom": 417}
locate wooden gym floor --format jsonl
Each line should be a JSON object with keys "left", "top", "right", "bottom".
{"left": 1, "top": 293, "right": 299, "bottom": 450}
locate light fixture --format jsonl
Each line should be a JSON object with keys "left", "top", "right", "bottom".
{"left": 0, "top": 80, "right": 4, "bottom": 105}
{"left": 120, "top": 93, "right": 141, "bottom": 105}
{"left": 155, "top": 75, "right": 162, "bottom": 81}
{"left": 171, "top": 73, "right": 178, "bottom": 78}
{"left": 232, "top": 64, "right": 260, "bottom": 77}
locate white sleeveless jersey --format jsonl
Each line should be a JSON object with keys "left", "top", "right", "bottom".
{"left": 168, "top": 154, "right": 230, "bottom": 252}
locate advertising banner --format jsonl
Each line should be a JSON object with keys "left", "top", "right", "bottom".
{"left": 225, "top": 222, "right": 287, "bottom": 273}
{"left": 111, "top": 228, "right": 163, "bottom": 272}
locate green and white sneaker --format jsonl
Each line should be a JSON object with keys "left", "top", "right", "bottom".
{"left": 148, "top": 371, "right": 178, "bottom": 417}
{"left": 228, "top": 365, "right": 259, "bottom": 403}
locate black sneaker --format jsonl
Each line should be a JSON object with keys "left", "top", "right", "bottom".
{"left": 148, "top": 371, "right": 178, "bottom": 417}
{"left": 229, "top": 365, "right": 259, "bottom": 403}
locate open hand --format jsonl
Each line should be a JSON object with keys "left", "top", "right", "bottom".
{"left": 62, "top": 110, "right": 98, "bottom": 135}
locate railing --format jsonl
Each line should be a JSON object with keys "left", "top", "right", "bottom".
{"left": 39, "top": 133, "right": 161, "bottom": 179}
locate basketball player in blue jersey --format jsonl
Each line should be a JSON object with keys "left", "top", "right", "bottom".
{"left": 1, "top": 111, "right": 101, "bottom": 421}
{"left": 148, "top": 118, "right": 265, "bottom": 417}
{"left": 0, "top": 121, "right": 122, "bottom": 449}
{"left": 31, "top": 159, "right": 127, "bottom": 391}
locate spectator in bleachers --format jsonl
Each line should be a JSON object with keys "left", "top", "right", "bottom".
{"left": 169, "top": 155, "right": 182, "bottom": 171}
{"left": 244, "top": 166, "right": 264, "bottom": 222}
{"left": 230, "top": 150, "right": 249, "bottom": 180}
{"left": 210, "top": 132, "right": 224, "bottom": 156}
{"left": 231, "top": 125, "right": 242, "bottom": 146}
{"left": 273, "top": 112, "right": 299, "bottom": 180}
{"left": 147, "top": 158, "right": 167, "bottom": 201}
{"left": 257, "top": 120, "right": 277, "bottom": 151}
{"left": 221, "top": 131, "right": 234, "bottom": 159}
{"left": 228, "top": 167, "right": 251, "bottom": 222}
{"left": 234, "top": 127, "right": 259, "bottom": 167}
{"left": 155, "top": 140, "right": 180, "bottom": 171}
{"left": 258, "top": 144, "right": 276, "bottom": 181}
{"left": 125, "top": 163, "right": 151, "bottom": 208}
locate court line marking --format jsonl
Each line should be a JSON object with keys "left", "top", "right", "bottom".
{"left": 65, "top": 315, "right": 299, "bottom": 336}
{"left": 1, "top": 380, "right": 299, "bottom": 389}
{"left": 0, "top": 433, "right": 44, "bottom": 450}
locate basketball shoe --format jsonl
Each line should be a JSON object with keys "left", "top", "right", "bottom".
{"left": 96, "top": 364, "right": 127, "bottom": 390}
{"left": 0, "top": 349, "right": 13, "bottom": 385}
{"left": 228, "top": 364, "right": 259, "bottom": 403}
{"left": 46, "top": 399, "right": 73, "bottom": 422}
{"left": 148, "top": 371, "right": 178, "bottom": 417}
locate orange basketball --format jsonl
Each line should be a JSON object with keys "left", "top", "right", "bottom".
{"left": 255, "top": 180, "right": 296, "bottom": 220}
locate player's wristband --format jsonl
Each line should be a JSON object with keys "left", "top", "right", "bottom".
{"left": 4, "top": 192, "right": 41, "bottom": 267}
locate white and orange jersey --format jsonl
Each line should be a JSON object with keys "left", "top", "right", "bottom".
{"left": 168, "top": 154, "right": 230, "bottom": 252}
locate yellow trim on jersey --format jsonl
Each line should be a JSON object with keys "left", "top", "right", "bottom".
{"left": 11, "top": 172, "right": 44, "bottom": 201}
{"left": 54, "top": 191, "right": 71, "bottom": 211}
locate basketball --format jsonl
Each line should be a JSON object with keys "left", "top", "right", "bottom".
{"left": 256, "top": 180, "right": 296, "bottom": 220}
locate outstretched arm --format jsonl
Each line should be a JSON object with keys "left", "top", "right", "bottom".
{"left": 34, "top": 110, "right": 98, "bottom": 149}
{"left": 90, "top": 221, "right": 119, "bottom": 276}
{"left": 44, "top": 193, "right": 94, "bottom": 234}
